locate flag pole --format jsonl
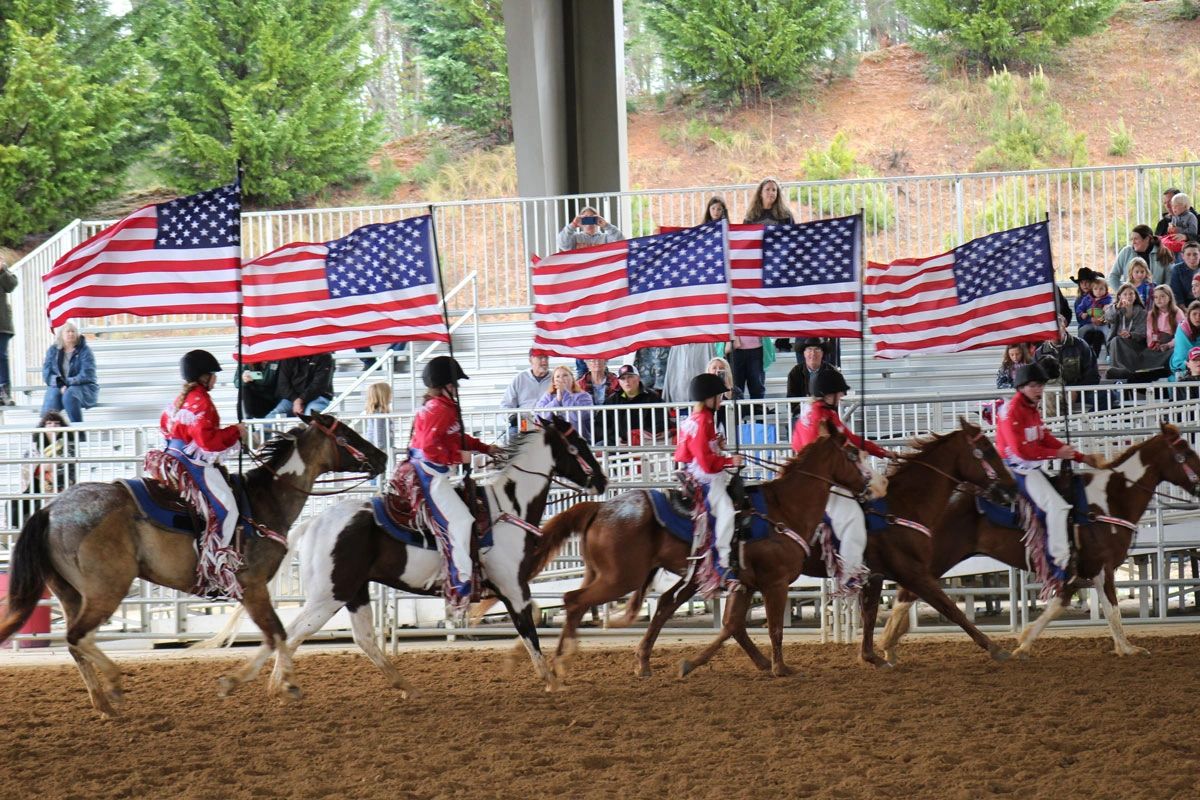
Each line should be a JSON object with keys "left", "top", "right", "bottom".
{"left": 427, "top": 206, "right": 470, "bottom": 467}
{"left": 235, "top": 162, "right": 246, "bottom": 477}
{"left": 720, "top": 219, "right": 740, "bottom": 461}
{"left": 1042, "top": 212, "right": 1072, "bottom": 451}
{"left": 856, "top": 210, "right": 866, "bottom": 440}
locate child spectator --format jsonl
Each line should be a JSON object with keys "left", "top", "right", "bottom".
{"left": 362, "top": 381, "right": 392, "bottom": 452}
{"left": 1170, "top": 301, "right": 1200, "bottom": 379}
{"left": 1070, "top": 268, "right": 1098, "bottom": 329}
{"left": 535, "top": 365, "right": 593, "bottom": 442}
{"left": 1146, "top": 284, "right": 1183, "bottom": 359}
{"left": 1109, "top": 226, "right": 1173, "bottom": 289}
{"left": 1165, "top": 192, "right": 1199, "bottom": 248}
{"left": 1128, "top": 258, "right": 1155, "bottom": 305}
{"left": 9, "top": 410, "right": 76, "bottom": 528}
{"left": 1078, "top": 279, "right": 1112, "bottom": 359}
{"left": 703, "top": 196, "right": 729, "bottom": 222}
{"left": 1169, "top": 241, "right": 1200, "bottom": 307}
{"left": 1104, "top": 284, "right": 1152, "bottom": 378}
{"left": 996, "top": 343, "right": 1032, "bottom": 390}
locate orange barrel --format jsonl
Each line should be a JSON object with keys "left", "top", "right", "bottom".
{"left": 0, "top": 572, "right": 51, "bottom": 648}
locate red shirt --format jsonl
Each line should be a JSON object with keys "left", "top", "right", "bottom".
{"left": 160, "top": 386, "right": 241, "bottom": 458}
{"left": 673, "top": 407, "right": 731, "bottom": 474}
{"left": 996, "top": 391, "right": 1082, "bottom": 465}
{"left": 410, "top": 394, "right": 490, "bottom": 466}
{"left": 791, "top": 401, "right": 888, "bottom": 458}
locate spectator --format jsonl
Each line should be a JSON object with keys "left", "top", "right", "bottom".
{"left": 716, "top": 337, "right": 776, "bottom": 408}
{"left": 1036, "top": 315, "right": 1099, "bottom": 389}
{"left": 0, "top": 258, "right": 17, "bottom": 405}
{"left": 1164, "top": 192, "right": 1199, "bottom": 250}
{"left": 1104, "top": 284, "right": 1153, "bottom": 378}
{"left": 535, "top": 365, "right": 593, "bottom": 441}
{"left": 661, "top": 344, "right": 714, "bottom": 404}
{"left": 1146, "top": 284, "right": 1184, "bottom": 361}
{"left": 1078, "top": 280, "right": 1113, "bottom": 359}
{"left": 578, "top": 357, "right": 620, "bottom": 406}
{"left": 501, "top": 349, "right": 552, "bottom": 436}
{"left": 1177, "top": 347, "right": 1200, "bottom": 392}
{"left": 634, "top": 346, "right": 670, "bottom": 392}
{"left": 362, "top": 381, "right": 392, "bottom": 452}
{"left": 787, "top": 337, "right": 841, "bottom": 418}
{"left": 557, "top": 206, "right": 624, "bottom": 252}
{"left": 1128, "top": 258, "right": 1155, "bottom": 306}
{"left": 1168, "top": 242, "right": 1200, "bottom": 307}
{"left": 1169, "top": 301, "right": 1200, "bottom": 379}
{"left": 703, "top": 196, "right": 729, "bottom": 223}
{"left": 40, "top": 321, "right": 98, "bottom": 423}
{"left": 743, "top": 178, "right": 796, "bottom": 352}
{"left": 9, "top": 410, "right": 76, "bottom": 528}
{"left": 1154, "top": 188, "right": 1184, "bottom": 236}
{"left": 600, "top": 364, "right": 662, "bottom": 445}
{"left": 1069, "top": 268, "right": 1099, "bottom": 330}
{"left": 793, "top": 336, "right": 841, "bottom": 367}
{"left": 268, "top": 353, "right": 334, "bottom": 417}
{"left": 706, "top": 357, "right": 737, "bottom": 399}
{"left": 995, "top": 343, "right": 1033, "bottom": 390}
{"left": 1109, "top": 225, "right": 1173, "bottom": 289}
{"left": 234, "top": 360, "right": 280, "bottom": 419}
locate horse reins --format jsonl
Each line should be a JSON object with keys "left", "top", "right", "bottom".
{"left": 247, "top": 417, "right": 379, "bottom": 497}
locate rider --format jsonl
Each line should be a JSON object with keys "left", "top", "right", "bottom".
{"left": 790, "top": 369, "right": 898, "bottom": 592}
{"left": 408, "top": 355, "right": 499, "bottom": 602}
{"left": 154, "top": 349, "right": 247, "bottom": 597}
{"left": 996, "top": 361, "right": 1101, "bottom": 581}
{"left": 674, "top": 373, "right": 744, "bottom": 582}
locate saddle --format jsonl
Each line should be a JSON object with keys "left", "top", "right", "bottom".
{"left": 377, "top": 460, "right": 493, "bottom": 550}
{"left": 648, "top": 474, "right": 772, "bottom": 547}
{"left": 119, "top": 465, "right": 255, "bottom": 540}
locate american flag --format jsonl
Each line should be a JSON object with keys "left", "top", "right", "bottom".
{"left": 44, "top": 183, "right": 241, "bottom": 327}
{"left": 865, "top": 221, "right": 1059, "bottom": 359}
{"left": 240, "top": 216, "right": 449, "bottom": 361}
{"left": 728, "top": 215, "right": 862, "bottom": 338}
{"left": 531, "top": 221, "right": 729, "bottom": 359}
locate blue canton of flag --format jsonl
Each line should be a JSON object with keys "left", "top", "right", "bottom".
{"left": 326, "top": 216, "right": 435, "bottom": 299}
{"left": 155, "top": 183, "right": 241, "bottom": 249}
{"left": 952, "top": 221, "right": 1053, "bottom": 303}
{"left": 761, "top": 215, "right": 860, "bottom": 287}
{"left": 627, "top": 221, "right": 726, "bottom": 294}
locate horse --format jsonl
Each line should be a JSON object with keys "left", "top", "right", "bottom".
{"left": 670, "top": 419, "right": 1019, "bottom": 678}
{"left": 0, "top": 413, "right": 386, "bottom": 716}
{"left": 877, "top": 422, "right": 1200, "bottom": 663}
{"left": 526, "top": 427, "right": 886, "bottom": 679}
{"left": 215, "top": 415, "right": 607, "bottom": 696}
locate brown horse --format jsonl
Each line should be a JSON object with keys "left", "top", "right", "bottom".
{"left": 0, "top": 413, "right": 386, "bottom": 717}
{"left": 527, "top": 428, "right": 886, "bottom": 679}
{"left": 877, "top": 422, "right": 1200, "bottom": 663}
{"left": 674, "top": 419, "right": 1020, "bottom": 678}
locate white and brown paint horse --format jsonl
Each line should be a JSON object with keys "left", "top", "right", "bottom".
{"left": 0, "top": 413, "right": 386, "bottom": 717}
{"left": 219, "top": 415, "right": 607, "bottom": 695}
{"left": 878, "top": 422, "right": 1200, "bottom": 662}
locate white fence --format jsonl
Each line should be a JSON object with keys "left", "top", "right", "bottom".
{"left": 11, "top": 160, "right": 1200, "bottom": 388}
{"left": 3, "top": 387, "right": 1199, "bottom": 648}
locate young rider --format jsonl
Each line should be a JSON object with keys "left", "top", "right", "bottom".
{"left": 996, "top": 361, "right": 1101, "bottom": 581}
{"left": 408, "top": 355, "right": 499, "bottom": 602}
{"left": 674, "top": 373, "right": 744, "bottom": 582}
{"left": 790, "top": 369, "right": 897, "bottom": 592}
{"left": 154, "top": 349, "right": 247, "bottom": 597}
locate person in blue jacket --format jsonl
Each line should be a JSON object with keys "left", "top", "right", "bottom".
{"left": 41, "top": 321, "right": 98, "bottom": 422}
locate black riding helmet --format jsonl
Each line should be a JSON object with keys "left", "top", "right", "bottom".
{"left": 422, "top": 355, "right": 469, "bottom": 388}
{"left": 811, "top": 369, "right": 851, "bottom": 398}
{"left": 1014, "top": 361, "right": 1050, "bottom": 388}
{"left": 181, "top": 349, "right": 222, "bottom": 382}
{"left": 689, "top": 373, "right": 728, "bottom": 403}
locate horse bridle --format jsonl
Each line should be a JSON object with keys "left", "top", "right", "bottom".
{"left": 900, "top": 429, "right": 1003, "bottom": 496}
{"left": 503, "top": 420, "right": 597, "bottom": 491}
{"left": 251, "top": 417, "right": 379, "bottom": 496}
{"left": 1123, "top": 433, "right": 1200, "bottom": 501}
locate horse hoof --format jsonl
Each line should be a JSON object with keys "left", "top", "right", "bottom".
{"left": 678, "top": 659, "right": 694, "bottom": 679}
{"left": 216, "top": 676, "right": 238, "bottom": 698}
{"left": 772, "top": 665, "right": 796, "bottom": 678}
{"left": 990, "top": 646, "right": 1012, "bottom": 663}
{"left": 283, "top": 684, "right": 303, "bottom": 701}
{"left": 635, "top": 665, "right": 652, "bottom": 679}
{"left": 883, "top": 651, "right": 899, "bottom": 666}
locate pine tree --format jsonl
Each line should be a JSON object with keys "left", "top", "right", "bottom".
{"left": 140, "top": 0, "right": 382, "bottom": 205}
{"left": 898, "top": 0, "right": 1120, "bottom": 69}
{"left": 390, "top": 0, "right": 511, "bottom": 142}
{"left": 0, "top": 2, "right": 150, "bottom": 244}
{"left": 644, "top": 0, "right": 854, "bottom": 103}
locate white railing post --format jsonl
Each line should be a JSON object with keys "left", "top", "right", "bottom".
{"left": 1134, "top": 166, "right": 1146, "bottom": 227}
{"left": 954, "top": 176, "right": 966, "bottom": 246}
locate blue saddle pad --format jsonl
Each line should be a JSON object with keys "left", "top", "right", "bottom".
{"left": 1011, "top": 473, "right": 1091, "bottom": 525}
{"left": 648, "top": 487, "right": 772, "bottom": 544}
{"left": 119, "top": 477, "right": 258, "bottom": 539}
{"left": 862, "top": 497, "right": 891, "bottom": 534}
{"left": 370, "top": 496, "right": 495, "bottom": 550}
{"left": 976, "top": 495, "right": 1021, "bottom": 529}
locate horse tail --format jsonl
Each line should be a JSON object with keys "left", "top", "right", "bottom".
{"left": 0, "top": 508, "right": 53, "bottom": 645}
{"left": 526, "top": 501, "right": 600, "bottom": 580}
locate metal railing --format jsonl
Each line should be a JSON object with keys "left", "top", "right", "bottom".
{"left": 4, "top": 386, "right": 1200, "bottom": 648}
{"left": 11, "top": 160, "right": 1200, "bottom": 387}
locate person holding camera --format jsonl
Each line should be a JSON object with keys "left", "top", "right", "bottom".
{"left": 234, "top": 360, "right": 280, "bottom": 419}
{"left": 557, "top": 206, "right": 624, "bottom": 252}
{"left": 40, "top": 321, "right": 98, "bottom": 423}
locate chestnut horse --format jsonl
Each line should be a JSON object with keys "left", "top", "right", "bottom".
{"left": 0, "top": 414, "right": 386, "bottom": 717}
{"left": 675, "top": 419, "right": 1019, "bottom": 678}
{"left": 528, "top": 429, "right": 885, "bottom": 679}
{"left": 877, "top": 422, "right": 1200, "bottom": 663}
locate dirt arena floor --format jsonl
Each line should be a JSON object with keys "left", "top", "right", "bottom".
{"left": 1, "top": 632, "right": 1198, "bottom": 800}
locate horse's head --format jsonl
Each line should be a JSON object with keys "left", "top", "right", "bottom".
{"left": 908, "top": 418, "right": 1014, "bottom": 498}
{"left": 298, "top": 412, "right": 389, "bottom": 477}
{"left": 537, "top": 415, "right": 608, "bottom": 495}
{"left": 799, "top": 423, "right": 886, "bottom": 500}
{"left": 1150, "top": 422, "right": 1200, "bottom": 497}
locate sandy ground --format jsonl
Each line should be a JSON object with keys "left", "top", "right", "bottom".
{"left": 1, "top": 630, "right": 1197, "bottom": 800}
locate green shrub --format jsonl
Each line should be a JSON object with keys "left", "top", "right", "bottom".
{"left": 971, "top": 68, "right": 1088, "bottom": 171}
{"left": 1107, "top": 118, "right": 1134, "bottom": 157}
{"left": 366, "top": 159, "right": 406, "bottom": 200}
{"left": 796, "top": 132, "right": 895, "bottom": 230}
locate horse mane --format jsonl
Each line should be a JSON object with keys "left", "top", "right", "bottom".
{"left": 254, "top": 426, "right": 306, "bottom": 472}
{"left": 489, "top": 429, "right": 539, "bottom": 471}
{"left": 777, "top": 436, "right": 837, "bottom": 478}
{"left": 887, "top": 430, "right": 952, "bottom": 478}
{"left": 1101, "top": 434, "right": 1157, "bottom": 471}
